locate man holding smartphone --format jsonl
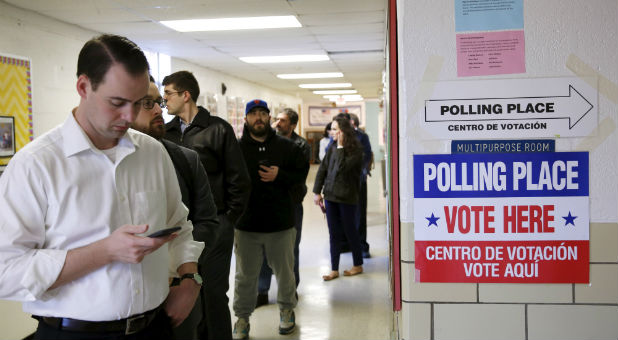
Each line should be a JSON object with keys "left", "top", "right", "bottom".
{"left": 0, "top": 35, "right": 203, "bottom": 339}
{"left": 232, "top": 100, "right": 308, "bottom": 339}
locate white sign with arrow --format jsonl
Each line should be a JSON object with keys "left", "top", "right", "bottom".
{"left": 420, "top": 77, "right": 597, "bottom": 140}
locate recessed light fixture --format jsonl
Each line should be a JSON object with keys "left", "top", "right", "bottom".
{"left": 161, "top": 15, "right": 301, "bottom": 32}
{"left": 240, "top": 55, "right": 329, "bottom": 63}
{"left": 313, "top": 90, "right": 357, "bottom": 95}
{"left": 299, "top": 83, "right": 352, "bottom": 89}
{"left": 277, "top": 72, "right": 343, "bottom": 79}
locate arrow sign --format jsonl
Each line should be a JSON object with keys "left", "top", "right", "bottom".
{"left": 425, "top": 85, "right": 594, "bottom": 129}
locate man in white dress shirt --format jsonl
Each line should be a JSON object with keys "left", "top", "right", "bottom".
{"left": 0, "top": 34, "right": 204, "bottom": 340}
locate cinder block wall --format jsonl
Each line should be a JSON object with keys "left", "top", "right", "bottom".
{"left": 397, "top": 1, "right": 618, "bottom": 339}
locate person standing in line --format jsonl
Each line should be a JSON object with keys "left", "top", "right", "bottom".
{"left": 0, "top": 34, "right": 204, "bottom": 339}
{"left": 131, "top": 76, "right": 221, "bottom": 340}
{"left": 349, "top": 113, "right": 373, "bottom": 258}
{"left": 319, "top": 122, "right": 332, "bottom": 162}
{"left": 256, "top": 108, "right": 311, "bottom": 308}
{"left": 313, "top": 115, "right": 364, "bottom": 281}
{"left": 232, "top": 100, "right": 308, "bottom": 339}
{"left": 162, "top": 70, "right": 251, "bottom": 340}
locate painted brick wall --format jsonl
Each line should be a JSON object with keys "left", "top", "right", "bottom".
{"left": 397, "top": 0, "right": 618, "bottom": 339}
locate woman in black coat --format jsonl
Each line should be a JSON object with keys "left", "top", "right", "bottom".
{"left": 312, "top": 116, "right": 364, "bottom": 281}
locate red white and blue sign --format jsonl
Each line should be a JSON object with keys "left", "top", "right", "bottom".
{"left": 413, "top": 152, "right": 589, "bottom": 283}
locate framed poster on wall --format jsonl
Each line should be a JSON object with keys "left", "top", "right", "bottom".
{"left": 308, "top": 105, "right": 362, "bottom": 126}
{"left": 0, "top": 116, "right": 15, "bottom": 157}
{"left": 0, "top": 53, "right": 33, "bottom": 167}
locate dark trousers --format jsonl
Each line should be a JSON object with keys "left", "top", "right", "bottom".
{"left": 325, "top": 200, "right": 363, "bottom": 270}
{"left": 198, "top": 214, "right": 234, "bottom": 340}
{"left": 33, "top": 309, "right": 173, "bottom": 340}
{"left": 258, "top": 203, "right": 303, "bottom": 293}
{"left": 356, "top": 178, "right": 369, "bottom": 252}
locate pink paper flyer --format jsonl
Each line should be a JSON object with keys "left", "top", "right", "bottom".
{"left": 457, "top": 30, "right": 526, "bottom": 77}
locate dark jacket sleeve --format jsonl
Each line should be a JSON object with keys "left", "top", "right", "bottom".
{"left": 312, "top": 147, "right": 330, "bottom": 194}
{"left": 187, "top": 149, "right": 221, "bottom": 254}
{"left": 359, "top": 131, "right": 372, "bottom": 170}
{"left": 222, "top": 124, "right": 251, "bottom": 225}
{"left": 275, "top": 143, "right": 309, "bottom": 188}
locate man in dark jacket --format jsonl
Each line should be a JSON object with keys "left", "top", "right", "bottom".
{"left": 131, "top": 77, "right": 220, "bottom": 340}
{"left": 232, "top": 100, "right": 308, "bottom": 340}
{"left": 162, "top": 71, "right": 251, "bottom": 340}
{"left": 256, "top": 108, "right": 311, "bottom": 307}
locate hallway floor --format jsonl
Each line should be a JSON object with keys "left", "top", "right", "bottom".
{"left": 228, "top": 164, "right": 392, "bottom": 340}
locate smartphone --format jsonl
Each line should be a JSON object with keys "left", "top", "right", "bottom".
{"left": 147, "top": 226, "right": 181, "bottom": 238}
{"left": 257, "top": 159, "right": 270, "bottom": 168}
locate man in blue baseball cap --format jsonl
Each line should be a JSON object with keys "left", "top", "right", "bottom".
{"left": 232, "top": 99, "right": 308, "bottom": 339}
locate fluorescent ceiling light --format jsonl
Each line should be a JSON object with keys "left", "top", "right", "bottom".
{"left": 313, "top": 90, "right": 357, "bottom": 95}
{"left": 240, "top": 55, "right": 329, "bottom": 63}
{"left": 299, "top": 83, "right": 352, "bottom": 89}
{"left": 161, "top": 16, "right": 301, "bottom": 32}
{"left": 342, "top": 95, "right": 364, "bottom": 101}
{"left": 277, "top": 72, "right": 343, "bottom": 79}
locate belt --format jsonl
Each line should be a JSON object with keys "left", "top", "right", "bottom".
{"left": 35, "top": 306, "right": 161, "bottom": 335}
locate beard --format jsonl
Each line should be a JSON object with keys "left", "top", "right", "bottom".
{"left": 247, "top": 121, "right": 269, "bottom": 137}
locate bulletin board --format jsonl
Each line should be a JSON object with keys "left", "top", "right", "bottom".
{"left": 308, "top": 105, "right": 362, "bottom": 126}
{"left": 0, "top": 53, "right": 33, "bottom": 171}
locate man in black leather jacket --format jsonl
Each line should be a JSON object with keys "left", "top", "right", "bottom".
{"left": 131, "top": 76, "right": 220, "bottom": 340}
{"left": 162, "top": 71, "right": 251, "bottom": 340}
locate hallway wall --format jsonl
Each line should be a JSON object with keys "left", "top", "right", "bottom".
{"left": 397, "top": 0, "right": 618, "bottom": 339}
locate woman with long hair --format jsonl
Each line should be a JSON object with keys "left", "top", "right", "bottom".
{"left": 312, "top": 116, "right": 364, "bottom": 281}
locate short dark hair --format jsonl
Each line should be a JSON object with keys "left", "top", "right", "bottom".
{"left": 162, "top": 71, "right": 200, "bottom": 103}
{"left": 77, "top": 34, "right": 149, "bottom": 91}
{"left": 283, "top": 108, "right": 299, "bottom": 125}
{"left": 349, "top": 113, "right": 360, "bottom": 127}
{"left": 323, "top": 122, "right": 332, "bottom": 138}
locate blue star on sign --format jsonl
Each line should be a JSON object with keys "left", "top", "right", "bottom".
{"left": 562, "top": 211, "right": 577, "bottom": 226}
{"left": 426, "top": 213, "right": 439, "bottom": 227}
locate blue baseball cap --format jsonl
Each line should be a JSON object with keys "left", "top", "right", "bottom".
{"left": 245, "top": 99, "right": 270, "bottom": 115}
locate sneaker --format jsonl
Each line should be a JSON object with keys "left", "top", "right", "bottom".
{"left": 278, "top": 309, "right": 296, "bottom": 335}
{"left": 233, "top": 317, "right": 250, "bottom": 340}
{"left": 255, "top": 293, "right": 269, "bottom": 308}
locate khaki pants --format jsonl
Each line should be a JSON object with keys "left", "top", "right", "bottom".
{"left": 233, "top": 228, "right": 297, "bottom": 319}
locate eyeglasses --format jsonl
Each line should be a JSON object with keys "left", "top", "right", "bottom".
{"left": 142, "top": 98, "right": 164, "bottom": 110}
{"left": 164, "top": 90, "right": 184, "bottom": 97}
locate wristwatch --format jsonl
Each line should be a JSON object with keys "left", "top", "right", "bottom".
{"left": 171, "top": 273, "right": 203, "bottom": 286}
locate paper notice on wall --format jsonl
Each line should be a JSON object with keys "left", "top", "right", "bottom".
{"left": 457, "top": 30, "right": 525, "bottom": 77}
{"left": 455, "top": 0, "right": 523, "bottom": 32}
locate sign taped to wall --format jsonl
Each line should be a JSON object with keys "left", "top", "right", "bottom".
{"left": 413, "top": 152, "right": 589, "bottom": 283}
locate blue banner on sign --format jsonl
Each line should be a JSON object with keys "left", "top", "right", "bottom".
{"left": 413, "top": 152, "right": 588, "bottom": 198}
{"left": 452, "top": 140, "right": 555, "bottom": 154}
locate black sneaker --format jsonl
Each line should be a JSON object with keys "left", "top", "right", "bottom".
{"left": 255, "top": 293, "right": 269, "bottom": 308}
{"left": 362, "top": 251, "right": 371, "bottom": 259}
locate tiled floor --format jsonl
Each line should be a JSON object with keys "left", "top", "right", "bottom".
{"left": 228, "top": 164, "right": 392, "bottom": 340}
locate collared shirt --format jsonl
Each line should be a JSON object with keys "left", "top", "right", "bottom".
{"left": 0, "top": 114, "right": 204, "bottom": 321}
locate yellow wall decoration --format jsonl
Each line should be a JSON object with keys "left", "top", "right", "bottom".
{"left": 0, "top": 54, "right": 33, "bottom": 167}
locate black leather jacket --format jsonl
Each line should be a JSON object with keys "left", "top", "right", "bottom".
{"left": 161, "top": 139, "right": 220, "bottom": 254}
{"left": 164, "top": 106, "right": 250, "bottom": 225}
{"left": 288, "top": 132, "right": 311, "bottom": 203}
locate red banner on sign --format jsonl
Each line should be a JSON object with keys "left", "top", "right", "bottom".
{"left": 415, "top": 240, "right": 589, "bottom": 283}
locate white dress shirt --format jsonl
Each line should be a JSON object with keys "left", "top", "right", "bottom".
{"left": 0, "top": 114, "right": 204, "bottom": 321}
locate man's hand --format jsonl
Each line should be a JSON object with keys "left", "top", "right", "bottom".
{"left": 258, "top": 165, "right": 279, "bottom": 182}
{"left": 164, "top": 278, "right": 201, "bottom": 327}
{"left": 102, "top": 224, "right": 177, "bottom": 264}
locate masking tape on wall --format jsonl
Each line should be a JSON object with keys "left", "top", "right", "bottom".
{"left": 575, "top": 117, "right": 616, "bottom": 151}
{"left": 406, "top": 55, "right": 444, "bottom": 153}
{"left": 567, "top": 54, "right": 618, "bottom": 105}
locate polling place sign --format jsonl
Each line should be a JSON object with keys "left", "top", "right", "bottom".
{"left": 413, "top": 152, "right": 589, "bottom": 283}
